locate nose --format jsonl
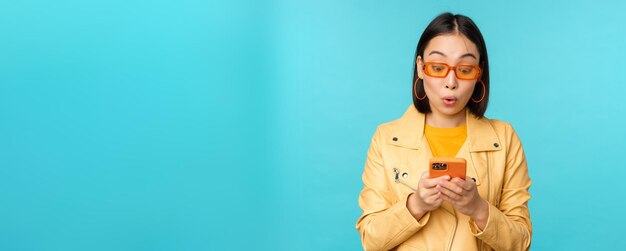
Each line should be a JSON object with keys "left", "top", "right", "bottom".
{"left": 443, "top": 69, "right": 458, "bottom": 90}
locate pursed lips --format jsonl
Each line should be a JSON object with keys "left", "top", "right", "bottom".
{"left": 442, "top": 95, "right": 457, "bottom": 106}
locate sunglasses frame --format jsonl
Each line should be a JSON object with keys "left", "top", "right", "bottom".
{"left": 423, "top": 62, "right": 482, "bottom": 80}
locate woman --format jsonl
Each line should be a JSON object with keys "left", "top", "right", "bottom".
{"left": 356, "top": 13, "right": 532, "bottom": 251}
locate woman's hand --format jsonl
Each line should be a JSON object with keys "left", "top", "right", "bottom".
{"left": 406, "top": 172, "right": 450, "bottom": 220}
{"left": 436, "top": 177, "right": 489, "bottom": 229}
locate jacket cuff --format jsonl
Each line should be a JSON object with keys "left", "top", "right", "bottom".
{"left": 394, "top": 193, "right": 431, "bottom": 230}
{"left": 468, "top": 203, "right": 497, "bottom": 242}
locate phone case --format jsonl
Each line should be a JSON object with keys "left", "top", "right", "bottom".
{"left": 429, "top": 157, "right": 467, "bottom": 179}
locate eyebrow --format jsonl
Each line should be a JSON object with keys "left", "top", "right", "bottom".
{"left": 428, "top": 50, "right": 478, "bottom": 59}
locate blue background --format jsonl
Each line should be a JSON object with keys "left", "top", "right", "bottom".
{"left": 1, "top": 0, "right": 625, "bottom": 250}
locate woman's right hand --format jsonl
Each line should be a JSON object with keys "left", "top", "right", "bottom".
{"left": 406, "top": 171, "right": 450, "bottom": 220}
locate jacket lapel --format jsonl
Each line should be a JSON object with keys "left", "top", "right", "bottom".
{"left": 388, "top": 105, "right": 424, "bottom": 150}
{"left": 466, "top": 109, "right": 501, "bottom": 153}
{"left": 461, "top": 109, "right": 503, "bottom": 202}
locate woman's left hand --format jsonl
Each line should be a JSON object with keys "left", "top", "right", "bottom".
{"left": 435, "top": 177, "right": 489, "bottom": 228}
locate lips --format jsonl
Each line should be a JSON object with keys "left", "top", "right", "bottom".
{"left": 442, "top": 96, "right": 457, "bottom": 106}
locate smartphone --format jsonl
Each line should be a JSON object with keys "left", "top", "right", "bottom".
{"left": 429, "top": 157, "right": 466, "bottom": 179}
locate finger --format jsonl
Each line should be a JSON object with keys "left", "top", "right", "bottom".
{"left": 420, "top": 187, "right": 439, "bottom": 198}
{"left": 451, "top": 177, "right": 473, "bottom": 191}
{"left": 461, "top": 176, "right": 476, "bottom": 191}
{"left": 425, "top": 193, "right": 443, "bottom": 204}
{"left": 419, "top": 172, "right": 436, "bottom": 189}
{"left": 421, "top": 175, "right": 447, "bottom": 189}
{"left": 436, "top": 184, "right": 461, "bottom": 200}
{"left": 438, "top": 180, "right": 464, "bottom": 194}
{"left": 439, "top": 192, "right": 459, "bottom": 205}
{"left": 424, "top": 191, "right": 441, "bottom": 201}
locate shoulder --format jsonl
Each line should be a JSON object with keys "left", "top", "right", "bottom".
{"left": 375, "top": 117, "right": 402, "bottom": 134}
{"left": 368, "top": 118, "right": 401, "bottom": 145}
{"left": 371, "top": 105, "right": 424, "bottom": 139}
{"left": 485, "top": 118, "right": 516, "bottom": 134}
{"left": 483, "top": 117, "right": 523, "bottom": 145}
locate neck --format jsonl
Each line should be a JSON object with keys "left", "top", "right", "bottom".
{"left": 426, "top": 109, "right": 467, "bottom": 128}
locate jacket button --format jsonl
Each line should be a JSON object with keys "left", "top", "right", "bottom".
{"left": 402, "top": 172, "right": 408, "bottom": 178}
{"left": 494, "top": 143, "right": 499, "bottom": 148}
{"left": 392, "top": 137, "right": 398, "bottom": 142}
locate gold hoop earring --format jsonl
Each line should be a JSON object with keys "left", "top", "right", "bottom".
{"left": 471, "top": 80, "right": 486, "bottom": 103}
{"left": 413, "top": 78, "right": 426, "bottom": 100}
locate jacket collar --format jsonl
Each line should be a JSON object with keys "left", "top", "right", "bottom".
{"left": 389, "top": 105, "right": 501, "bottom": 152}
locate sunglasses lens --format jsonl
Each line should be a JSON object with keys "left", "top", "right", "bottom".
{"left": 425, "top": 63, "right": 449, "bottom": 77}
{"left": 456, "top": 66, "right": 479, "bottom": 80}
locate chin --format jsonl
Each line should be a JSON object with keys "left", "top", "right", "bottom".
{"left": 436, "top": 106, "right": 466, "bottom": 116}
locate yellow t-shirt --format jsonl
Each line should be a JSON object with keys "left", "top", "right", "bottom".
{"left": 425, "top": 124, "right": 467, "bottom": 157}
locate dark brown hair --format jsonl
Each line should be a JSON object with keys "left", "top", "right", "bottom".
{"left": 412, "top": 13, "right": 489, "bottom": 118}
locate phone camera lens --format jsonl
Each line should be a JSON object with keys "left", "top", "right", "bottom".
{"left": 433, "top": 163, "right": 447, "bottom": 170}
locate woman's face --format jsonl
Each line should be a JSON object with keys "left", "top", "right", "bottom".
{"left": 417, "top": 33, "right": 481, "bottom": 118}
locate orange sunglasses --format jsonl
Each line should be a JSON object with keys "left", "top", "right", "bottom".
{"left": 423, "top": 62, "right": 481, "bottom": 80}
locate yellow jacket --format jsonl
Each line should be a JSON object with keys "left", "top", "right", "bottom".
{"left": 356, "top": 105, "right": 532, "bottom": 251}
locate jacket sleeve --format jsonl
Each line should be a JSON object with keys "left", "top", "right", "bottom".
{"left": 356, "top": 127, "right": 430, "bottom": 251}
{"left": 469, "top": 124, "right": 532, "bottom": 251}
